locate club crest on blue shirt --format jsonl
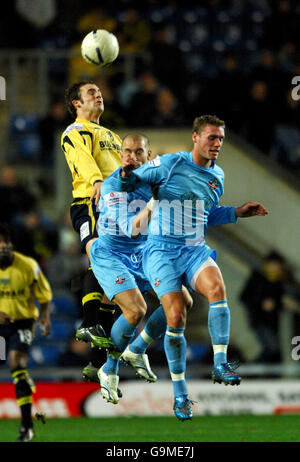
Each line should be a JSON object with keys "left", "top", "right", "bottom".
{"left": 154, "top": 278, "right": 161, "bottom": 287}
{"left": 116, "top": 275, "right": 125, "bottom": 284}
{"left": 208, "top": 179, "right": 219, "bottom": 189}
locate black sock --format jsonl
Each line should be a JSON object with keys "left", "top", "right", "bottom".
{"left": 97, "top": 302, "right": 117, "bottom": 336}
{"left": 81, "top": 268, "right": 104, "bottom": 327}
{"left": 11, "top": 369, "right": 33, "bottom": 428}
{"left": 90, "top": 347, "right": 107, "bottom": 368}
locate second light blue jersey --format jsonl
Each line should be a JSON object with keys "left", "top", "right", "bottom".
{"left": 120, "top": 151, "right": 237, "bottom": 245}
{"left": 97, "top": 167, "right": 152, "bottom": 252}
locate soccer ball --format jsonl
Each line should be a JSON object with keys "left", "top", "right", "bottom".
{"left": 81, "top": 29, "right": 119, "bottom": 68}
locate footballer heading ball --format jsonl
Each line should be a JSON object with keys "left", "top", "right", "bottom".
{"left": 81, "top": 29, "right": 119, "bottom": 68}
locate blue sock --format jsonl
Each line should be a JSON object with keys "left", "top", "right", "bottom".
{"left": 208, "top": 300, "right": 230, "bottom": 367}
{"left": 129, "top": 305, "right": 166, "bottom": 354}
{"left": 103, "top": 315, "right": 137, "bottom": 374}
{"left": 164, "top": 326, "right": 188, "bottom": 398}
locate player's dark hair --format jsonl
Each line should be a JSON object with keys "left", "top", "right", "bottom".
{"left": 64, "top": 80, "right": 96, "bottom": 118}
{"left": 122, "top": 133, "right": 150, "bottom": 149}
{"left": 0, "top": 223, "right": 13, "bottom": 243}
{"left": 192, "top": 115, "right": 225, "bottom": 134}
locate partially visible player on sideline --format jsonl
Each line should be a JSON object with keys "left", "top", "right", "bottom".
{"left": 0, "top": 224, "right": 52, "bottom": 442}
{"left": 61, "top": 81, "right": 122, "bottom": 381}
{"left": 120, "top": 115, "right": 269, "bottom": 421}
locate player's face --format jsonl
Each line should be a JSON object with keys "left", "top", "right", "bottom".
{"left": 0, "top": 235, "right": 14, "bottom": 269}
{"left": 121, "top": 138, "right": 152, "bottom": 169}
{"left": 192, "top": 124, "right": 225, "bottom": 164}
{"left": 75, "top": 84, "right": 104, "bottom": 116}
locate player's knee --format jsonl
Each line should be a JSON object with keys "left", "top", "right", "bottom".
{"left": 127, "top": 300, "right": 147, "bottom": 325}
{"left": 208, "top": 282, "right": 226, "bottom": 302}
{"left": 8, "top": 351, "right": 27, "bottom": 371}
{"left": 167, "top": 307, "right": 186, "bottom": 328}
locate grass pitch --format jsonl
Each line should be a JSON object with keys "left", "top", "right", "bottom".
{"left": 0, "top": 415, "right": 299, "bottom": 442}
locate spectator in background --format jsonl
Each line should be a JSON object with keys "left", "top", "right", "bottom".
{"left": 250, "top": 49, "right": 288, "bottom": 103}
{"left": 68, "top": 6, "right": 117, "bottom": 83}
{"left": 46, "top": 210, "right": 87, "bottom": 296}
{"left": 202, "top": 54, "right": 247, "bottom": 133}
{"left": 0, "top": 165, "right": 36, "bottom": 225}
{"left": 262, "top": 0, "right": 300, "bottom": 52}
{"left": 39, "top": 97, "right": 71, "bottom": 169}
{"left": 243, "top": 80, "right": 276, "bottom": 154}
{"left": 272, "top": 89, "right": 300, "bottom": 169}
{"left": 118, "top": 8, "right": 150, "bottom": 53}
{"left": 127, "top": 70, "right": 161, "bottom": 126}
{"left": 149, "top": 24, "right": 187, "bottom": 103}
{"left": 92, "top": 75, "right": 125, "bottom": 128}
{"left": 240, "top": 251, "right": 291, "bottom": 363}
{"left": 76, "top": 6, "right": 117, "bottom": 37}
{"left": 14, "top": 210, "right": 58, "bottom": 272}
{"left": 153, "top": 88, "right": 185, "bottom": 127}
{"left": 58, "top": 336, "right": 94, "bottom": 367}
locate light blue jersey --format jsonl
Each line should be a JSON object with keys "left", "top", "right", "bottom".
{"left": 120, "top": 151, "right": 237, "bottom": 246}
{"left": 90, "top": 167, "right": 153, "bottom": 300}
{"left": 96, "top": 167, "right": 152, "bottom": 252}
{"left": 120, "top": 151, "right": 237, "bottom": 297}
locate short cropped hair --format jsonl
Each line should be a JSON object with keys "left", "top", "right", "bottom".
{"left": 0, "top": 223, "right": 13, "bottom": 243}
{"left": 122, "top": 133, "right": 150, "bottom": 150}
{"left": 192, "top": 115, "right": 225, "bottom": 134}
{"left": 64, "top": 80, "right": 96, "bottom": 119}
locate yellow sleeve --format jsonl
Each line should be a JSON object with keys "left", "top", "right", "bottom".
{"left": 32, "top": 265, "right": 53, "bottom": 304}
{"left": 62, "top": 128, "right": 103, "bottom": 186}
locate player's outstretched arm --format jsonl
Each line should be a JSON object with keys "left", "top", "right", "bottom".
{"left": 235, "top": 202, "right": 269, "bottom": 218}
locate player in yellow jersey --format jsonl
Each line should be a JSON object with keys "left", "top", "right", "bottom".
{"left": 0, "top": 224, "right": 52, "bottom": 442}
{"left": 61, "top": 80, "right": 122, "bottom": 385}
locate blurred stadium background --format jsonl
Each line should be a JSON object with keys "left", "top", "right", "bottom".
{"left": 0, "top": 0, "right": 300, "bottom": 441}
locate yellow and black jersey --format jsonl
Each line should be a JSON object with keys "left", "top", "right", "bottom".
{"left": 61, "top": 118, "right": 122, "bottom": 199}
{"left": 0, "top": 252, "right": 52, "bottom": 320}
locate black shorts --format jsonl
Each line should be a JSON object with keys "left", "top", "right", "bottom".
{"left": 0, "top": 318, "right": 35, "bottom": 361}
{"left": 70, "top": 198, "right": 99, "bottom": 253}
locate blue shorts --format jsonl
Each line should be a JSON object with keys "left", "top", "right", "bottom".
{"left": 142, "top": 239, "right": 216, "bottom": 299}
{"left": 90, "top": 240, "right": 152, "bottom": 301}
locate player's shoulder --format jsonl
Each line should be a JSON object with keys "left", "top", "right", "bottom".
{"left": 13, "top": 252, "right": 40, "bottom": 275}
{"left": 146, "top": 152, "right": 182, "bottom": 168}
{"left": 160, "top": 151, "right": 189, "bottom": 167}
{"left": 62, "top": 121, "right": 85, "bottom": 137}
{"left": 212, "top": 162, "right": 225, "bottom": 178}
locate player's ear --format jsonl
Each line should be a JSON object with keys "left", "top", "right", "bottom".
{"left": 147, "top": 150, "right": 152, "bottom": 160}
{"left": 72, "top": 99, "right": 81, "bottom": 110}
{"left": 192, "top": 131, "right": 198, "bottom": 143}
